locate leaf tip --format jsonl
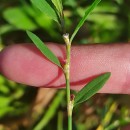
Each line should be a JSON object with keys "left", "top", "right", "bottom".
{"left": 104, "top": 72, "right": 111, "bottom": 78}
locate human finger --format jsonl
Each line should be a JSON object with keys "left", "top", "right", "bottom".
{"left": 0, "top": 43, "right": 130, "bottom": 94}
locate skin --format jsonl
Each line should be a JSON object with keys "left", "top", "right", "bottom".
{"left": 0, "top": 43, "right": 130, "bottom": 94}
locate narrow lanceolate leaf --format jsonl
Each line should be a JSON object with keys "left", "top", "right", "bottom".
{"left": 70, "top": 0, "right": 101, "bottom": 43}
{"left": 52, "top": 0, "right": 63, "bottom": 16}
{"left": 74, "top": 72, "right": 111, "bottom": 106}
{"left": 31, "top": 0, "right": 59, "bottom": 22}
{"left": 26, "top": 31, "right": 62, "bottom": 68}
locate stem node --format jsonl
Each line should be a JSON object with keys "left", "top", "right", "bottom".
{"left": 63, "top": 63, "right": 70, "bottom": 79}
{"left": 63, "top": 33, "right": 70, "bottom": 45}
{"left": 68, "top": 101, "right": 74, "bottom": 116}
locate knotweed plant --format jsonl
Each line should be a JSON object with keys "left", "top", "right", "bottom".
{"left": 27, "top": 0, "right": 111, "bottom": 130}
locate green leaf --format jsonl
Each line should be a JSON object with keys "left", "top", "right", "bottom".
{"left": 52, "top": 0, "right": 63, "bottom": 16}
{"left": 26, "top": 31, "right": 62, "bottom": 68}
{"left": 74, "top": 72, "right": 111, "bottom": 106}
{"left": 31, "top": 0, "right": 59, "bottom": 22}
{"left": 70, "top": 0, "right": 101, "bottom": 43}
{"left": 3, "top": 7, "right": 37, "bottom": 30}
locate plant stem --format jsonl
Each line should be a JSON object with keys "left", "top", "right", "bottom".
{"left": 63, "top": 33, "right": 73, "bottom": 130}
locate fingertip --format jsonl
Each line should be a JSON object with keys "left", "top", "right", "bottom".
{"left": 0, "top": 43, "right": 65, "bottom": 87}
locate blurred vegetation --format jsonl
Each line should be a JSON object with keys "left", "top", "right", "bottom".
{"left": 0, "top": 0, "right": 130, "bottom": 130}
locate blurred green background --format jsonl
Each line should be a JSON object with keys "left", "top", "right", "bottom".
{"left": 0, "top": 0, "right": 130, "bottom": 130}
